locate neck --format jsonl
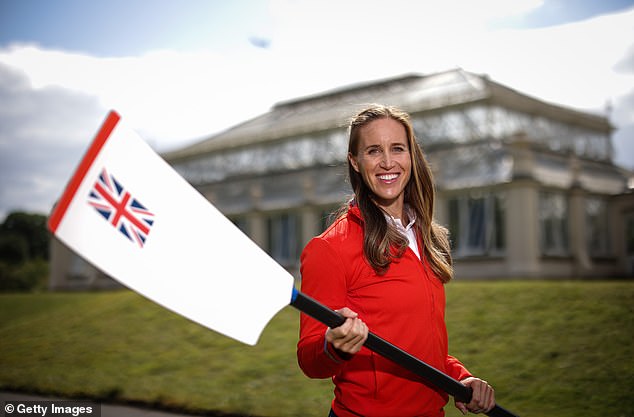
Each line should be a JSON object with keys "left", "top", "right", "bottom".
{"left": 378, "top": 202, "right": 405, "bottom": 222}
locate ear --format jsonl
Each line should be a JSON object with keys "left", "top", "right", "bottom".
{"left": 348, "top": 152, "right": 360, "bottom": 173}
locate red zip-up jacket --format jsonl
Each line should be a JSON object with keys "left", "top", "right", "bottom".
{"left": 297, "top": 206, "right": 471, "bottom": 417}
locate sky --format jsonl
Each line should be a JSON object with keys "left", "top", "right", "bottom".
{"left": 1, "top": 0, "right": 633, "bottom": 221}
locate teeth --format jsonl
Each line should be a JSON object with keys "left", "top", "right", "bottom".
{"left": 378, "top": 174, "right": 398, "bottom": 181}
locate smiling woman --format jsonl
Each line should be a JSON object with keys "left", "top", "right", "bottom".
{"left": 297, "top": 104, "right": 496, "bottom": 417}
{"left": 344, "top": 105, "right": 451, "bottom": 279}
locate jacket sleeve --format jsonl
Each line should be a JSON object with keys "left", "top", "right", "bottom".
{"left": 297, "top": 237, "right": 351, "bottom": 379}
{"left": 445, "top": 354, "right": 473, "bottom": 382}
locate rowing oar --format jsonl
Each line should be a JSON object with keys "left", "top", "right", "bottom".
{"left": 49, "top": 111, "right": 519, "bottom": 417}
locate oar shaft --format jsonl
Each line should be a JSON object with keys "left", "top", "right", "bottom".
{"left": 290, "top": 289, "right": 519, "bottom": 417}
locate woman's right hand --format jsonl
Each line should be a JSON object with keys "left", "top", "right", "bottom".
{"left": 325, "top": 307, "right": 369, "bottom": 354}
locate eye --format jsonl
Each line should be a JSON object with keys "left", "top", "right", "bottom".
{"left": 392, "top": 144, "right": 408, "bottom": 153}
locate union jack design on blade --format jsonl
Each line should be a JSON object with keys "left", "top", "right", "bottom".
{"left": 88, "top": 168, "right": 155, "bottom": 248}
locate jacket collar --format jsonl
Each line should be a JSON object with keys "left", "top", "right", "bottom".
{"left": 347, "top": 201, "right": 363, "bottom": 223}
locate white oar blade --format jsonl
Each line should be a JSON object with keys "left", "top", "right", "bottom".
{"left": 49, "top": 111, "right": 295, "bottom": 345}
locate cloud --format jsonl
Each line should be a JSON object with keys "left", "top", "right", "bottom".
{"left": 611, "top": 89, "right": 634, "bottom": 169}
{"left": 614, "top": 42, "right": 634, "bottom": 74}
{"left": 608, "top": 41, "right": 634, "bottom": 169}
{"left": 0, "top": 63, "right": 106, "bottom": 220}
{"left": 0, "top": 45, "right": 281, "bottom": 150}
{"left": 489, "top": 0, "right": 634, "bottom": 28}
{"left": 0, "top": 43, "right": 312, "bottom": 220}
{"left": 261, "top": 0, "right": 545, "bottom": 85}
{"left": 468, "top": 9, "right": 633, "bottom": 109}
{"left": 453, "top": 8, "right": 634, "bottom": 169}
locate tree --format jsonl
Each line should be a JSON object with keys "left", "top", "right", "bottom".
{"left": 0, "top": 211, "right": 49, "bottom": 260}
{"left": 0, "top": 211, "right": 50, "bottom": 291}
{"left": 0, "top": 234, "right": 28, "bottom": 264}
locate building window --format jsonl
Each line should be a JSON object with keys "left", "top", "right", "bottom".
{"left": 467, "top": 196, "right": 486, "bottom": 252}
{"left": 539, "top": 192, "right": 569, "bottom": 256}
{"left": 267, "top": 212, "right": 301, "bottom": 266}
{"left": 493, "top": 194, "right": 506, "bottom": 251}
{"left": 68, "top": 255, "right": 94, "bottom": 282}
{"left": 586, "top": 197, "right": 610, "bottom": 256}
{"left": 627, "top": 212, "right": 634, "bottom": 256}
{"left": 447, "top": 192, "right": 506, "bottom": 257}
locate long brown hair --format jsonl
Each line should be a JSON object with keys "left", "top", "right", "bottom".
{"left": 346, "top": 104, "right": 453, "bottom": 282}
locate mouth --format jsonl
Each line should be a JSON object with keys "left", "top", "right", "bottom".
{"left": 377, "top": 173, "right": 399, "bottom": 183}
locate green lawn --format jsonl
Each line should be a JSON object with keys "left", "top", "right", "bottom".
{"left": 1, "top": 281, "right": 632, "bottom": 417}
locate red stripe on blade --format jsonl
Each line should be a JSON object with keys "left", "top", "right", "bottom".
{"left": 48, "top": 111, "right": 121, "bottom": 233}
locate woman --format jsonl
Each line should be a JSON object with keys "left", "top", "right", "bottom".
{"left": 297, "top": 104, "right": 495, "bottom": 416}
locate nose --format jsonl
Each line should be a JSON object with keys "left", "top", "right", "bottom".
{"left": 380, "top": 150, "right": 394, "bottom": 169}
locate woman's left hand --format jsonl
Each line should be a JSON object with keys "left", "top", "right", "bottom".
{"left": 455, "top": 377, "right": 495, "bottom": 415}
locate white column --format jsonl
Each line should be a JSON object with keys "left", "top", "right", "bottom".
{"left": 506, "top": 181, "right": 541, "bottom": 276}
{"left": 300, "top": 207, "right": 319, "bottom": 249}
{"left": 569, "top": 186, "right": 591, "bottom": 274}
{"left": 248, "top": 212, "right": 267, "bottom": 252}
{"left": 507, "top": 137, "right": 541, "bottom": 276}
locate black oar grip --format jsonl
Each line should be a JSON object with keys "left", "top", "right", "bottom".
{"left": 290, "top": 289, "right": 519, "bottom": 417}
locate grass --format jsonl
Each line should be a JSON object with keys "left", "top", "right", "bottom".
{"left": 0, "top": 280, "right": 632, "bottom": 417}
{"left": 445, "top": 281, "right": 633, "bottom": 417}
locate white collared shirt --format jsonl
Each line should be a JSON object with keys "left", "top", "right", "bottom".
{"left": 386, "top": 207, "right": 421, "bottom": 260}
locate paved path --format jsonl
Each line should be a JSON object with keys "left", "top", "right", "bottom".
{"left": 1, "top": 392, "right": 206, "bottom": 417}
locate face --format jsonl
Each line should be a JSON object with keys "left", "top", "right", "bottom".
{"left": 349, "top": 117, "right": 412, "bottom": 216}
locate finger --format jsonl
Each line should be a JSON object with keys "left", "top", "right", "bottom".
{"left": 327, "top": 314, "right": 369, "bottom": 354}
{"left": 349, "top": 329, "right": 367, "bottom": 350}
{"left": 474, "top": 381, "right": 485, "bottom": 408}
{"left": 342, "top": 321, "right": 365, "bottom": 343}
{"left": 329, "top": 309, "right": 362, "bottom": 338}
{"left": 473, "top": 382, "right": 495, "bottom": 412}
{"left": 484, "top": 386, "right": 496, "bottom": 412}
{"left": 467, "top": 382, "right": 485, "bottom": 411}
{"left": 328, "top": 317, "right": 354, "bottom": 339}
{"left": 475, "top": 380, "right": 494, "bottom": 411}
{"left": 341, "top": 320, "right": 368, "bottom": 353}
{"left": 336, "top": 307, "right": 358, "bottom": 319}
{"left": 336, "top": 336, "right": 360, "bottom": 353}
{"left": 340, "top": 337, "right": 362, "bottom": 353}
{"left": 331, "top": 322, "right": 360, "bottom": 348}
{"left": 351, "top": 319, "right": 368, "bottom": 339}
{"left": 454, "top": 402, "right": 468, "bottom": 416}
